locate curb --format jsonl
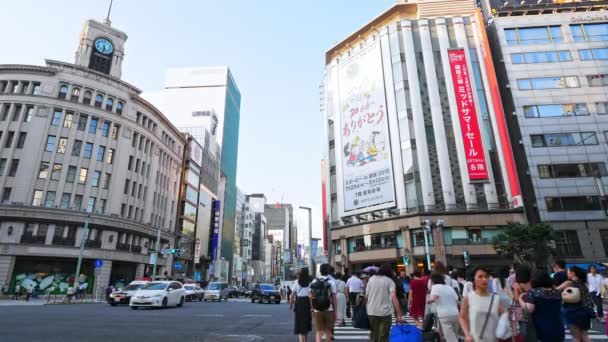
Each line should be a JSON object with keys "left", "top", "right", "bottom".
{"left": 44, "top": 301, "right": 106, "bottom": 306}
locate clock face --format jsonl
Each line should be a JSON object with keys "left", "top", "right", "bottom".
{"left": 94, "top": 38, "right": 114, "bottom": 55}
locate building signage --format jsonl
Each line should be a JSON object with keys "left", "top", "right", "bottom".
{"left": 336, "top": 42, "right": 396, "bottom": 214}
{"left": 448, "top": 49, "right": 489, "bottom": 181}
{"left": 210, "top": 200, "right": 221, "bottom": 261}
{"left": 194, "top": 239, "right": 201, "bottom": 264}
{"left": 474, "top": 10, "right": 522, "bottom": 206}
{"left": 189, "top": 140, "right": 203, "bottom": 167}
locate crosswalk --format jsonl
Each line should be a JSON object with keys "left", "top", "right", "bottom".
{"left": 329, "top": 316, "right": 608, "bottom": 341}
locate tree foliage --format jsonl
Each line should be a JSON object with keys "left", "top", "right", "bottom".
{"left": 492, "top": 222, "right": 554, "bottom": 268}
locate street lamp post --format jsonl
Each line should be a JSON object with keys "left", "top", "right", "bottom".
{"left": 422, "top": 219, "right": 444, "bottom": 271}
{"left": 299, "top": 206, "right": 313, "bottom": 273}
{"left": 73, "top": 213, "right": 91, "bottom": 294}
{"left": 152, "top": 226, "right": 162, "bottom": 278}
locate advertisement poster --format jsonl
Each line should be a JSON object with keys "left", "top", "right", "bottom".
{"left": 336, "top": 42, "right": 396, "bottom": 214}
{"left": 447, "top": 49, "right": 489, "bottom": 181}
{"left": 194, "top": 239, "right": 201, "bottom": 264}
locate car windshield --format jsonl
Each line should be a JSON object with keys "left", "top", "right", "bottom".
{"left": 260, "top": 284, "right": 274, "bottom": 291}
{"left": 207, "top": 283, "right": 223, "bottom": 290}
{"left": 123, "top": 284, "right": 144, "bottom": 291}
{"left": 184, "top": 285, "right": 195, "bottom": 290}
{"left": 141, "top": 283, "right": 167, "bottom": 290}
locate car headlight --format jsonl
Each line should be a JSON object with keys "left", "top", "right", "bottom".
{"left": 150, "top": 295, "right": 162, "bottom": 299}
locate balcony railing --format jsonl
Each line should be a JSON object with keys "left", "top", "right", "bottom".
{"left": 20, "top": 233, "right": 46, "bottom": 244}
{"left": 350, "top": 243, "right": 398, "bottom": 253}
{"left": 449, "top": 238, "right": 493, "bottom": 245}
{"left": 116, "top": 243, "right": 131, "bottom": 252}
{"left": 84, "top": 239, "right": 102, "bottom": 248}
{"left": 52, "top": 236, "right": 76, "bottom": 246}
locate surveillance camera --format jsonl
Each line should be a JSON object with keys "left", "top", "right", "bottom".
{"left": 436, "top": 219, "right": 445, "bottom": 228}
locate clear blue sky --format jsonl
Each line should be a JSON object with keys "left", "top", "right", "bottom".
{"left": 1, "top": 0, "right": 395, "bottom": 237}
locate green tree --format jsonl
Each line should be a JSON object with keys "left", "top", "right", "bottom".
{"left": 492, "top": 222, "right": 554, "bottom": 268}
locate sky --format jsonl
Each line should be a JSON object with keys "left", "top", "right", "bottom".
{"left": 0, "top": 0, "right": 396, "bottom": 239}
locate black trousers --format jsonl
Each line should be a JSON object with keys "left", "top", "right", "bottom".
{"left": 592, "top": 292, "right": 604, "bottom": 318}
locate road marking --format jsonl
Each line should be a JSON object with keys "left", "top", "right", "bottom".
{"left": 196, "top": 314, "right": 224, "bottom": 317}
{"left": 242, "top": 314, "right": 272, "bottom": 317}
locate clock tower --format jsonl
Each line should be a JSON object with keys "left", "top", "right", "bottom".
{"left": 74, "top": 19, "right": 127, "bottom": 79}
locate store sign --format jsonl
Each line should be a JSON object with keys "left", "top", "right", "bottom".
{"left": 448, "top": 49, "right": 489, "bottom": 181}
{"left": 335, "top": 41, "right": 396, "bottom": 214}
{"left": 210, "top": 200, "right": 221, "bottom": 261}
{"left": 194, "top": 239, "right": 201, "bottom": 264}
{"left": 189, "top": 140, "right": 203, "bottom": 167}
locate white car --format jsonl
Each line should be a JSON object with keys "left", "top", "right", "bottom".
{"left": 184, "top": 284, "right": 204, "bottom": 302}
{"left": 203, "top": 282, "right": 230, "bottom": 301}
{"left": 129, "top": 281, "right": 186, "bottom": 309}
{"left": 108, "top": 280, "right": 148, "bottom": 306}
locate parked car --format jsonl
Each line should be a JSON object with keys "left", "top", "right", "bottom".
{"left": 184, "top": 285, "right": 204, "bottom": 302}
{"left": 108, "top": 281, "right": 148, "bottom": 306}
{"left": 227, "top": 286, "right": 241, "bottom": 298}
{"left": 203, "top": 282, "right": 230, "bottom": 301}
{"left": 244, "top": 284, "right": 255, "bottom": 297}
{"left": 129, "top": 281, "right": 186, "bottom": 309}
{"left": 251, "top": 284, "right": 281, "bottom": 304}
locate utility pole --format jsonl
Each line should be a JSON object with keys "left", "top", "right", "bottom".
{"left": 299, "top": 207, "right": 313, "bottom": 273}
{"left": 73, "top": 213, "right": 91, "bottom": 293}
{"left": 152, "top": 226, "right": 161, "bottom": 277}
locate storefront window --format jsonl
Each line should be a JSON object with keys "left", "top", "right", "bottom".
{"left": 411, "top": 229, "right": 433, "bottom": 248}
{"left": 333, "top": 241, "right": 342, "bottom": 255}
{"left": 443, "top": 227, "right": 503, "bottom": 245}
{"left": 347, "top": 232, "right": 398, "bottom": 252}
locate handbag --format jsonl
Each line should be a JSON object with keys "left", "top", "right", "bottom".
{"left": 496, "top": 312, "right": 513, "bottom": 340}
{"left": 352, "top": 302, "right": 370, "bottom": 330}
{"left": 479, "top": 293, "right": 495, "bottom": 340}
{"left": 562, "top": 287, "right": 581, "bottom": 304}
{"left": 509, "top": 298, "right": 525, "bottom": 322}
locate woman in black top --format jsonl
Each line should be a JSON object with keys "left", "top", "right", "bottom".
{"left": 290, "top": 267, "right": 313, "bottom": 342}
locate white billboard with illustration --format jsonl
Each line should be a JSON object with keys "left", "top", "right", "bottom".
{"left": 334, "top": 42, "right": 396, "bottom": 215}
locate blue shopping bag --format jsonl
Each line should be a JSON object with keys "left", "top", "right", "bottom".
{"left": 389, "top": 324, "right": 422, "bottom": 342}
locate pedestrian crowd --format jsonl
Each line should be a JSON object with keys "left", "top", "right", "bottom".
{"left": 288, "top": 260, "right": 608, "bottom": 342}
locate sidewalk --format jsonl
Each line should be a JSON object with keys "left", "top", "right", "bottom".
{"left": 0, "top": 297, "right": 106, "bottom": 306}
{"left": 0, "top": 299, "right": 47, "bottom": 306}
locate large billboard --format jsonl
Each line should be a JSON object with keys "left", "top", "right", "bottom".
{"left": 335, "top": 42, "right": 396, "bottom": 215}
{"left": 448, "top": 49, "right": 489, "bottom": 181}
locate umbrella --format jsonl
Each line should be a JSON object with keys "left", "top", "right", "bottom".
{"left": 363, "top": 266, "right": 379, "bottom": 273}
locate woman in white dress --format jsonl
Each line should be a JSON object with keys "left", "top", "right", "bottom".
{"left": 459, "top": 267, "right": 507, "bottom": 342}
{"left": 335, "top": 273, "right": 347, "bottom": 326}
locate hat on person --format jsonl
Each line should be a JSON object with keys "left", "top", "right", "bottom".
{"left": 361, "top": 274, "right": 370, "bottom": 279}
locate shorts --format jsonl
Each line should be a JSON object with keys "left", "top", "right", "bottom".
{"left": 314, "top": 311, "right": 334, "bottom": 331}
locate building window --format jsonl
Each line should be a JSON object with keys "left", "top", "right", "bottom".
{"left": 62, "top": 112, "right": 73, "bottom": 128}
{"left": 51, "top": 164, "right": 62, "bottom": 181}
{"left": 128, "top": 156, "right": 133, "bottom": 170}
{"left": 51, "top": 110, "right": 62, "bottom": 126}
{"left": 101, "top": 121, "right": 110, "bottom": 137}
{"left": 79, "top": 168, "right": 88, "bottom": 184}
{"left": 66, "top": 166, "right": 76, "bottom": 183}
{"left": 504, "top": 26, "right": 564, "bottom": 46}
{"left": 32, "top": 83, "right": 41, "bottom": 95}
{"left": 8, "top": 159, "right": 19, "bottom": 177}
{"left": 571, "top": 23, "right": 608, "bottom": 42}
{"left": 131, "top": 181, "right": 137, "bottom": 196}
{"left": 74, "top": 195, "right": 83, "bottom": 211}
{"left": 60, "top": 193, "right": 71, "bottom": 209}
{"left": 517, "top": 76, "right": 579, "bottom": 90}
{"left": 588, "top": 74, "right": 608, "bottom": 87}
{"left": 103, "top": 173, "right": 111, "bottom": 189}
{"left": 16, "top": 132, "right": 26, "bottom": 149}
{"left": 546, "top": 196, "right": 602, "bottom": 211}
{"left": 58, "top": 85, "right": 68, "bottom": 99}
{"left": 70, "top": 88, "right": 80, "bottom": 102}
{"left": 38, "top": 162, "right": 49, "bottom": 179}
{"left": 97, "top": 146, "right": 105, "bottom": 161}
{"left": 24, "top": 106, "right": 34, "bottom": 122}
{"left": 596, "top": 102, "right": 608, "bottom": 115}
{"left": 0, "top": 159, "right": 5, "bottom": 176}
{"left": 83, "top": 91, "right": 92, "bottom": 105}
{"left": 88, "top": 118, "right": 98, "bottom": 134}
{"left": 83, "top": 143, "right": 93, "bottom": 159}
{"left": 411, "top": 229, "right": 433, "bottom": 248}
{"left": 531, "top": 132, "right": 598, "bottom": 147}
{"left": 92, "top": 171, "right": 101, "bottom": 187}
{"left": 111, "top": 124, "right": 120, "bottom": 140}
{"left": 554, "top": 230, "right": 582, "bottom": 257}
{"left": 124, "top": 179, "right": 130, "bottom": 194}
{"left": 538, "top": 163, "right": 607, "bottom": 178}
{"left": 11, "top": 104, "right": 21, "bottom": 121}
{"left": 121, "top": 203, "right": 126, "bottom": 216}
{"left": 511, "top": 50, "right": 571, "bottom": 64}
{"left": 116, "top": 102, "right": 124, "bottom": 115}
{"left": 579, "top": 48, "right": 608, "bottom": 61}
{"left": 77, "top": 115, "right": 88, "bottom": 131}
{"left": 32, "top": 190, "right": 44, "bottom": 206}
{"left": 45, "top": 191, "right": 56, "bottom": 208}
{"left": 105, "top": 97, "right": 114, "bottom": 111}
{"left": 107, "top": 148, "right": 115, "bottom": 164}
{"left": 57, "top": 137, "right": 68, "bottom": 154}
{"left": 1, "top": 187, "right": 11, "bottom": 202}
{"left": 524, "top": 104, "right": 588, "bottom": 118}
{"left": 71, "top": 140, "right": 82, "bottom": 157}
{"left": 4, "top": 131, "right": 13, "bottom": 148}
{"left": 94, "top": 94, "right": 103, "bottom": 108}
{"left": 99, "top": 199, "right": 106, "bottom": 214}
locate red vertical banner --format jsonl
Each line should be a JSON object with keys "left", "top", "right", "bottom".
{"left": 321, "top": 159, "right": 328, "bottom": 252}
{"left": 448, "top": 49, "right": 489, "bottom": 181}
{"left": 474, "top": 10, "right": 522, "bottom": 207}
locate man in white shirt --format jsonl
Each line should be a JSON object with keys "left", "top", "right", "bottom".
{"left": 310, "top": 264, "right": 337, "bottom": 342}
{"left": 365, "top": 264, "right": 404, "bottom": 342}
{"left": 587, "top": 265, "right": 605, "bottom": 322}
{"left": 346, "top": 272, "right": 364, "bottom": 317}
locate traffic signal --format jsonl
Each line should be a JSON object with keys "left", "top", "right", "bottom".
{"left": 403, "top": 256, "right": 410, "bottom": 266}
{"left": 175, "top": 249, "right": 182, "bottom": 257}
{"left": 463, "top": 250, "right": 470, "bottom": 267}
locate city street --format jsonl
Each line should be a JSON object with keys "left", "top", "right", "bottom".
{"left": 1, "top": 298, "right": 607, "bottom": 341}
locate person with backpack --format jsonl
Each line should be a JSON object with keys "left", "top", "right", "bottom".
{"left": 366, "top": 264, "right": 404, "bottom": 342}
{"left": 310, "top": 263, "right": 337, "bottom": 342}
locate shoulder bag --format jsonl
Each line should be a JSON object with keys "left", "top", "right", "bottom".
{"left": 479, "top": 293, "right": 495, "bottom": 340}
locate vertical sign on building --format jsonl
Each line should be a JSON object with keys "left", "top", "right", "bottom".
{"left": 448, "top": 49, "right": 489, "bottom": 181}
{"left": 474, "top": 9, "right": 523, "bottom": 207}
{"left": 336, "top": 42, "right": 396, "bottom": 215}
{"left": 194, "top": 239, "right": 201, "bottom": 264}
{"left": 321, "top": 159, "right": 328, "bottom": 252}
{"left": 211, "top": 200, "right": 221, "bottom": 261}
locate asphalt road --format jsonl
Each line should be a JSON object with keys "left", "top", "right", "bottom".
{"left": 0, "top": 299, "right": 294, "bottom": 342}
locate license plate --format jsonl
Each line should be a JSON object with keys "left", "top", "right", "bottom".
{"left": 114, "top": 298, "right": 122, "bottom": 302}
{"left": 270, "top": 296, "right": 275, "bottom": 299}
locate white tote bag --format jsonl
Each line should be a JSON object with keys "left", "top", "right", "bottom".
{"left": 496, "top": 311, "right": 513, "bottom": 340}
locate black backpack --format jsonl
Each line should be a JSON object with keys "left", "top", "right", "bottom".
{"left": 310, "top": 278, "right": 332, "bottom": 311}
